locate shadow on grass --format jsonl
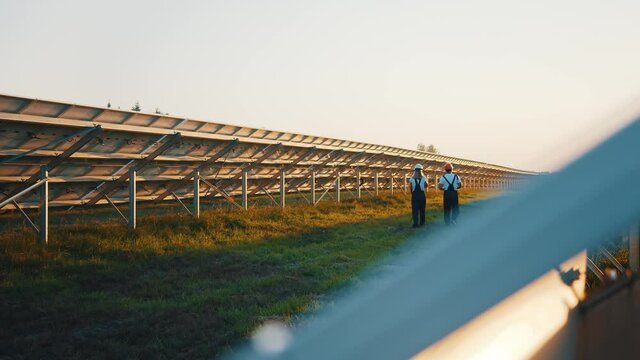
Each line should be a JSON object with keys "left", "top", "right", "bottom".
{"left": 0, "top": 191, "right": 489, "bottom": 359}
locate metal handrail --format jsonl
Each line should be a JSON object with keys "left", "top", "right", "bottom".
{"left": 236, "top": 117, "right": 640, "bottom": 359}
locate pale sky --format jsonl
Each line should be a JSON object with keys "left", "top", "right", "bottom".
{"left": 1, "top": 0, "right": 639, "bottom": 171}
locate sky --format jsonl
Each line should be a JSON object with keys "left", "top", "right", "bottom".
{"left": 1, "top": 0, "right": 639, "bottom": 172}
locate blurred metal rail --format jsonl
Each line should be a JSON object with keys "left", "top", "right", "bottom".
{"left": 234, "top": 117, "right": 640, "bottom": 359}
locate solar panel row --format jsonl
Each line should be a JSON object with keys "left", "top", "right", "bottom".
{"left": 0, "top": 93, "right": 535, "bottom": 242}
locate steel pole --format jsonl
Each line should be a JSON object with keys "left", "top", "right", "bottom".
{"left": 193, "top": 169, "right": 200, "bottom": 217}
{"left": 390, "top": 174, "right": 394, "bottom": 194}
{"left": 280, "top": 169, "right": 286, "bottom": 208}
{"left": 336, "top": 171, "right": 341, "bottom": 202}
{"left": 38, "top": 166, "right": 48, "bottom": 245}
{"left": 128, "top": 168, "right": 136, "bottom": 230}
{"left": 242, "top": 169, "right": 248, "bottom": 211}
{"left": 357, "top": 170, "right": 362, "bottom": 199}
{"left": 375, "top": 172, "right": 379, "bottom": 196}
{"left": 311, "top": 171, "right": 316, "bottom": 205}
{"left": 403, "top": 174, "right": 408, "bottom": 193}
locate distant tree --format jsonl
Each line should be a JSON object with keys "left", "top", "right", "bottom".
{"left": 155, "top": 107, "right": 163, "bottom": 115}
{"left": 426, "top": 144, "right": 439, "bottom": 154}
{"left": 417, "top": 143, "right": 439, "bottom": 153}
{"left": 131, "top": 101, "right": 141, "bottom": 111}
{"left": 107, "top": 101, "right": 111, "bottom": 108}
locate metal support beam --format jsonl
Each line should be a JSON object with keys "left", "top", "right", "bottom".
{"left": 361, "top": 181, "right": 375, "bottom": 197}
{"left": 341, "top": 180, "right": 356, "bottom": 198}
{"left": 171, "top": 191, "right": 193, "bottom": 216}
{"left": 249, "top": 146, "right": 318, "bottom": 197}
{"left": 285, "top": 149, "right": 344, "bottom": 192}
{"left": 0, "top": 125, "right": 101, "bottom": 165}
{"left": 295, "top": 188, "right": 311, "bottom": 205}
{"left": 38, "top": 166, "right": 48, "bottom": 245}
{"left": 199, "top": 177, "right": 243, "bottom": 209}
{"left": 242, "top": 169, "right": 249, "bottom": 211}
{"left": 280, "top": 169, "right": 286, "bottom": 208}
{"left": 193, "top": 169, "right": 200, "bottom": 218}
{"left": 0, "top": 179, "right": 46, "bottom": 209}
{"left": 403, "top": 174, "right": 408, "bottom": 193}
{"left": 103, "top": 194, "right": 128, "bottom": 224}
{"left": 390, "top": 174, "right": 394, "bottom": 194}
{"left": 357, "top": 170, "right": 362, "bottom": 199}
{"left": 258, "top": 185, "right": 280, "bottom": 206}
{"left": 336, "top": 171, "right": 341, "bottom": 202}
{"left": 1, "top": 126, "right": 103, "bottom": 208}
{"left": 12, "top": 200, "right": 39, "bottom": 233}
{"left": 87, "top": 133, "right": 182, "bottom": 206}
{"left": 311, "top": 171, "right": 317, "bottom": 205}
{"left": 214, "top": 143, "right": 283, "bottom": 190}
{"left": 152, "top": 138, "right": 238, "bottom": 203}
{"left": 315, "top": 184, "right": 333, "bottom": 204}
{"left": 374, "top": 172, "right": 379, "bottom": 196}
{"left": 128, "top": 168, "right": 136, "bottom": 230}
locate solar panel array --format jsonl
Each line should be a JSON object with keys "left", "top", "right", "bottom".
{"left": 0, "top": 93, "right": 535, "bottom": 241}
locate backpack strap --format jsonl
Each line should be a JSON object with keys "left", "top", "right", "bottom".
{"left": 443, "top": 175, "right": 453, "bottom": 186}
{"left": 412, "top": 177, "right": 423, "bottom": 190}
{"left": 443, "top": 174, "right": 456, "bottom": 191}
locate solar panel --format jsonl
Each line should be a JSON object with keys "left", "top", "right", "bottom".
{"left": 0, "top": 93, "right": 535, "bottom": 242}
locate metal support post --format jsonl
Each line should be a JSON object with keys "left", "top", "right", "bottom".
{"left": 38, "top": 166, "right": 48, "bottom": 245}
{"left": 403, "top": 174, "right": 408, "bottom": 193}
{"left": 390, "top": 174, "right": 394, "bottom": 194}
{"left": 357, "top": 170, "right": 362, "bottom": 199}
{"left": 128, "top": 168, "right": 136, "bottom": 230}
{"left": 374, "top": 172, "right": 379, "bottom": 196}
{"left": 242, "top": 169, "right": 249, "bottom": 211}
{"left": 311, "top": 171, "right": 317, "bottom": 205}
{"left": 280, "top": 169, "right": 286, "bottom": 208}
{"left": 336, "top": 171, "right": 341, "bottom": 202}
{"left": 193, "top": 169, "right": 200, "bottom": 217}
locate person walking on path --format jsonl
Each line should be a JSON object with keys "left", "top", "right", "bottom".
{"left": 410, "top": 164, "right": 428, "bottom": 228}
{"left": 438, "top": 162, "right": 462, "bottom": 225}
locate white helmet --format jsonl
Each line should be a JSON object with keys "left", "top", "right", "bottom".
{"left": 415, "top": 164, "right": 423, "bottom": 170}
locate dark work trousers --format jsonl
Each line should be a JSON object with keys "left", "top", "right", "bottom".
{"left": 411, "top": 187, "right": 426, "bottom": 227}
{"left": 443, "top": 189, "right": 459, "bottom": 225}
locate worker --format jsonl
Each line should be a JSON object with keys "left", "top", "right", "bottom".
{"left": 438, "top": 162, "right": 462, "bottom": 225}
{"left": 410, "top": 164, "right": 428, "bottom": 228}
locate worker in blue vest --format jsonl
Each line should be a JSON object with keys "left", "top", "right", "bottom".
{"left": 410, "top": 164, "right": 428, "bottom": 228}
{"left": 438, "top": 162, "right": 462, "bottom": 225}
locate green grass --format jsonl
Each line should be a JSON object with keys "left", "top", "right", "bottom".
{"left": 0, "top": 190, "right": 489, "bottom": 359}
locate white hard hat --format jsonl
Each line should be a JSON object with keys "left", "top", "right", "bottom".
{"left": 415, "top": 164, "right": 423, "bottom": 170}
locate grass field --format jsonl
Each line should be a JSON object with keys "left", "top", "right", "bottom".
{"left": 1, "top": 190, "right": 489, "bottom": 359}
